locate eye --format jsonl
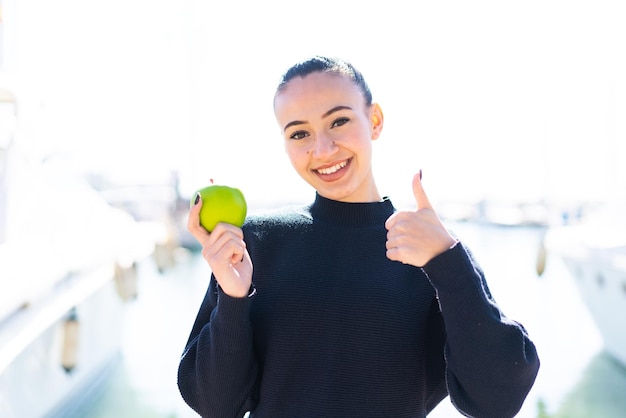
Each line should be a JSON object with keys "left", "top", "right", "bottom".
{"left": 331, "top": 117, "right": 349, "bottom": 128}
{"left": 289, "top": 130, "right": 309, "bottom": 140}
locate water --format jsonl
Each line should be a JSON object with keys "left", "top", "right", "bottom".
{"left": 74, "top": 222, "right": 626, "bottom": 418}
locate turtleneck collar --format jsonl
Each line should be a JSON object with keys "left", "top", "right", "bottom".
{"left": 308, "top": 193, "right": 396, "bottom": 228}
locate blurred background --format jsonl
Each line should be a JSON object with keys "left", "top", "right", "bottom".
{"left": 1, "top": 0, "right": 625, "bottom": 417}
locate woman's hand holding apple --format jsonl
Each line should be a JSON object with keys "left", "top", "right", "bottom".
{"left": 188, "top": 196, "right": 253, "bottom": 298}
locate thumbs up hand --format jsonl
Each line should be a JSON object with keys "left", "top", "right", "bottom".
{"left": 385, "top": 171, "right": 458, "bottom": 267}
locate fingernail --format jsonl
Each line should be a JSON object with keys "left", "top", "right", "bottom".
{"left": 194, "top": 193, "right": 200, "bottom": 205}
{"left": 419, "top": 169, "right": 423, "bottom": 180}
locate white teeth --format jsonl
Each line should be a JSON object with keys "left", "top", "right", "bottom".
{"left": 317, "top": 160, "right": 347, "bottom": 175}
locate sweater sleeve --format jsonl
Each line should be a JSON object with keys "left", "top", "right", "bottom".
{"left": 421, "top": 242, "right": 540, "bottom": 418}
{"left": 177, "top": 275, "right": 259, "bottom": 418}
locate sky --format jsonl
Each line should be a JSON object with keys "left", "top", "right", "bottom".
{"left": 2, "top": 0, "right": 626, "bottom": 211}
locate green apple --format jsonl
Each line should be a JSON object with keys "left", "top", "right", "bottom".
{"left": 191, "top": 183, "right": 247, "bottom": 232}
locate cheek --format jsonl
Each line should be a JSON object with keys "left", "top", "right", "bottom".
{"left": 284, "top": 144, "right": 309, "bottom": 171}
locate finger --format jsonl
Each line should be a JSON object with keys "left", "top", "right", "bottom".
{"left": 412, "top": 170, "right": 433, "bottom": 211}
{"left": 210, "top": 238, "right": 245, "bottom": 264}
{"left": 206, "top": 233, "right": 246, "bottom": 266}
{"left": 229, "top": 243, "right": 245, "bottom": 265}
{"left": 385, "top": 211, "right": 410, "bottom": 234}
{"left": 187, "top": 194, "right": 210, "bottom": 241}
{"left": 385, "top": 233, "right": 399, "bottom": 251}
{"left": 384, "top": 211, "right": 398, "bottom": 230}
{"left": 187, "top": 193, "right": 200, "bottom": 228}
{"left": 206, "top": 223, "right": 244, "bottom": 246}
{"left": 204, "top": 226, "right": 246, "bottom": 255}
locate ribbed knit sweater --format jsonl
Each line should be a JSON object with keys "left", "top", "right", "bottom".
{"left": 178, "top": 194, "right": 539, "bottom": 418}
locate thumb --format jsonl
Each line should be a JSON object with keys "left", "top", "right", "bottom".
{"left": 413, "top": 169, "right": 433, "bottom": 210}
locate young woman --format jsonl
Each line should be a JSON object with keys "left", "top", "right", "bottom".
{"left": 178, "top": 56, "right": 540, "bottom": 418}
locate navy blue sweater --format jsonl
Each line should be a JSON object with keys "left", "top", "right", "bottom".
{"left": 178, "top": 194, "right": 539, "bottom": 417}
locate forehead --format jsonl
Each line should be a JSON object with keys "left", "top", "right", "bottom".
{"left": 274, "top": 72, "right": 365, "bottom": 117}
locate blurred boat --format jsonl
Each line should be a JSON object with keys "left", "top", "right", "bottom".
{"left": 437, "top": 197, "right": 557, "bottom": 227}
{"left": 87, "top": 169, "right": 200, "bottom": 263}
{"left": 474, "top": 198, "right": 552, "bottom": 227}
{"left": 0, "top": 88, "right": 158, "bottom": 417}
{"left": 540, "top": 202, "right": 626, "bottom": 368}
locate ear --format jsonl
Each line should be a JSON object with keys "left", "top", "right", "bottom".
{"left": 370, "top": 103, "right": 384, "bottom": 140}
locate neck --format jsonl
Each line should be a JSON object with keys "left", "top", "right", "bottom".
{"left": 309, "top": 193, "right": 394, "bottom": 227}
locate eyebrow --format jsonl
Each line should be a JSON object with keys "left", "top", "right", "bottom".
{"left": 283, "top": 105, "right": 353, "bottom": 131}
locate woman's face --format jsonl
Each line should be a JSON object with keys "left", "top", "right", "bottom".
{"left": 274, "top": 72, "right": 383, "bottom": 203}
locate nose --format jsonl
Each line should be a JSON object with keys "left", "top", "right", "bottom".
{"left": 312, "top": 132, "right": 337, "bottom": 159}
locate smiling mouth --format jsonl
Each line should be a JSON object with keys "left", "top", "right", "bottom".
{"left": 315, "top": 159, "right": 350, "bottom": 175}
